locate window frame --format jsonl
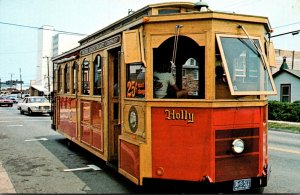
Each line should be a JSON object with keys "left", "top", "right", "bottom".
{"left": 93, "top": 55, "right": 102, "bottom": 96}
{"left": 58, "top": 66, "right": 62, "bottom": 93}
{"left": 280, "top": 84, "right": 291, "bottom": 102}
{"left": 126, "top": 63, "right": 146, "bottom": 98}
{"left": 72, "top": 62, "right": 77, "bottom": 94}
{"left": 64, "top": 64, "right": 70, "bottom": 93}
{"left": 216, "top": 34, "right": 277, "bottom": 95}
{"left": 81, "top": 58, "right": 90, "bottom": 95}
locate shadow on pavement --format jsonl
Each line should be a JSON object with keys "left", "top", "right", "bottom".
{"left": 37, "top": 134, "right": 234, "bottom": 194}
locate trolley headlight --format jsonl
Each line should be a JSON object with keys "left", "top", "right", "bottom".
{"left": 232, "top": 139, "right": 245, "bottom": 154}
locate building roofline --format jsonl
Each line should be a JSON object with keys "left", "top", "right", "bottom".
{"left": 273, "top": 68, "right": 300, "bottom": 79}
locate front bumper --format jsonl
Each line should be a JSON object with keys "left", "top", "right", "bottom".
{"left": 212, "top": 165, "right": 271, "bottom": 192}
{"left": 142, "top": 165, "right": 271, "bottom": 193}
{"left": 31, "top": 109, "right": 51, "bottom": 114}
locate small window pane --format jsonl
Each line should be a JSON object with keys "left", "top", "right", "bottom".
{"left": 282, "top": 86, "right": 289, "bottom": 95}
{"left": 158, "top": 9, "right": 180, "bottom": 15}
{"left": 65, "top": 65, "right": 70, "bottom": 93}
{"left": 126, "top": 64, "right": 145, "bottom": 98}
{"left": 281, "top": 84, "right": 291, "bottom": 102}
{"left": 94, "top": 55, "right": 102, "bottom": 95}
{"left": 182, "top": 58, "right": 199, "bottom": 96}
{"left": 82, "top": 59, "right": 90, "bottom": 95}
{"left": 58, "top": 67, "right": 62, "bottom": 93}
{"left": 72, "top": 63, "right": 77, "bottom": 94}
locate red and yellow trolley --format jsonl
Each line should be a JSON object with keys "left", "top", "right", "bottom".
{"left": 51, "top": 1, "right": 277, "bottom": 192}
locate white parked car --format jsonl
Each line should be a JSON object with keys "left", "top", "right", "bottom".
{"left": 17, "top": 96, "right": 51, "bottom": 115}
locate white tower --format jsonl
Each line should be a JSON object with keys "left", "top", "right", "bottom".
{"left": 36, "top": 25, "right": 54, "bottom": 94}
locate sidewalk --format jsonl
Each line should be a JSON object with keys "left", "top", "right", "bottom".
{"left": 0, "top": 162, "right": 16, "bottom": 193}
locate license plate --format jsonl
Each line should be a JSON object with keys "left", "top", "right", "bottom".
{"left": 233, "top": 178, "right": 251, "bottom": 191}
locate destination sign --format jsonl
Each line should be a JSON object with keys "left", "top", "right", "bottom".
{"left": 80, "top": 35, "right": 121, "bottom": 56}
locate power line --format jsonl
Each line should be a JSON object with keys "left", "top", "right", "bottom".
{"left": 0, "top": 49, "right": 52, "bottom": 55}
{"left": 271, "top": 29, "right": 300, "bottom": 38}
{"left": 273, "top": 21, "right": 300, "bottom": 29}
{"left": 0, "top": 21, "right": 87, "bottom": 36}
{"left": 221, "top": 0, "right": 261, "bottom": 11}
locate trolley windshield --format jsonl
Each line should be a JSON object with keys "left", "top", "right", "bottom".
{"left": 216, "top": 34, "right": 276, "bottom": 95}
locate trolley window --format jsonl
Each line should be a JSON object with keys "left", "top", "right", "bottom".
{"left": 93, "top": 55, "right": 102, "bottom": 96}
{"left": 72, "top": 62, "right": 77, "bottom": 94}
{"left": 126, "top": 63, "right": 145, "bottom": 98}
{"left": 216, "top": 34, "right": 276, "bottom": 95}
{"left": 65, "top": 64, "right": 70, "bottom": 93}
{"left": 82, "top": 59, "right": 90, "bottom": 95}
{"left": 58, "top": 66, "right": 62, "bottom": 93}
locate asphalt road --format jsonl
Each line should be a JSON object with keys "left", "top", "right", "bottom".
{"left": 0, "top": 104, "right": 300, "bottom": 193}
{"left": 264, "top": 130, "right": 300, "bottom": 193}
{"left": 0, "top": 105, "right": 134, "bottom": 193}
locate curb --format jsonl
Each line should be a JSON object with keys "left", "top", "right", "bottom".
{"left": 269, "top": 128, "right": 300, "bottom": 134}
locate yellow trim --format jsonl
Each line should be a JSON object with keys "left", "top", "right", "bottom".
{"left": 119, "top": 168, "right": 139, "bottom": 185}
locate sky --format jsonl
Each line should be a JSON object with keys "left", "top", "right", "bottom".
{"left": 0, "top": 0, "right": 300, "bottom": 86}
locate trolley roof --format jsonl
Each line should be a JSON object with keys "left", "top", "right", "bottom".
{"left": 52, "top": 1, "right": 272, "bottom": 62}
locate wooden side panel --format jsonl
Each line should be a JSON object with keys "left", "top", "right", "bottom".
{"left": 120, "top": 140, "right": 140, "bottom": 179}
{"left": 213, "top": 107, "right": 261, "bottom": 126}
{"left": 151, "top": 107, "right": 213, "bottom": 181}
{"left": 80, "top": 100, "right": 104, "bottom": 152}
{"left": 215, "top": 155, "right": 259, "bottom": 181}
{"left": 123, "top": 30, "right": 141, "bottom": 64}
{"left": 57, "top": 97, "right": 77, "bottom": 138}
{"left": 81, "top": 101, "right": 91, "bottom": 144}
{"left": 91, "top": 101, "right": 103, "bottom": 151}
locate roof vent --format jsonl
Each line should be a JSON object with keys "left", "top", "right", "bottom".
{"left": 194, "top": 0, "right": 209, "bottom": 12}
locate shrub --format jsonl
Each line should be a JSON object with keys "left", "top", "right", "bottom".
{"left": 268, "top": 100, "right": 300, "bottom": 122}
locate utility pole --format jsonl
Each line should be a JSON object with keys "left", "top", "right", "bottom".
{"left": 43, "top": 56, "right": 50, "bottom": 100}
{"left": 10, "top": 73, "right": 14, "bottom": 89}
{"left": 20, "top": 68, "right": 23, "bottom": 98}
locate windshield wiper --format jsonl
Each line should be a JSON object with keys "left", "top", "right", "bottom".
{"left": 237, "top": 25, "right": 267, "bottom": 69}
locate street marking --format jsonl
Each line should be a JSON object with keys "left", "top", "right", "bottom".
{"left": 7, "top": 125, "right": 23, "bottom": 127}
{"left": 0, "top": 120, "right": 50, "bottom": 123}
{"left": 63, "top": 165, "right": 101, "bottom": 172}
{"left": 0, "top": 162, "right": 16, "bottom": 193}
{"left": 269, "top": 146, "right": 300, "bottom": 155}
{"left": 0, "top": 117, "right": 50, "bottom": 119}
{"left": 24, "top": 138, "right": 48, "bottom": 142}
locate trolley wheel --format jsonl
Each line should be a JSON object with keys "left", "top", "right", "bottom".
{"left": 20, "top": 109, "right": 24, "bottom": 114}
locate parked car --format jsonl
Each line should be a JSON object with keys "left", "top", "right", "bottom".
{"left": 17, "top": 96, "right": 51, "bottom": 115}
{"left": 3, "top": 95, "right": 19, "bottom": 103}
{"left": 0, "top": 97, "right": 14, "bottom": 107}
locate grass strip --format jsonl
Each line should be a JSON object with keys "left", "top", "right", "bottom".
{"left": 268, "top": 122, "right": 300, "bottom": 133}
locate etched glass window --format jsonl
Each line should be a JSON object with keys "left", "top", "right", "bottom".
{"left": 82, "top": 59, "right": 90, "bottom": 95}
